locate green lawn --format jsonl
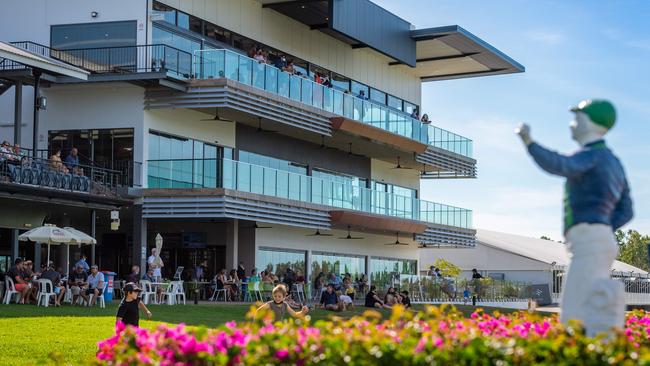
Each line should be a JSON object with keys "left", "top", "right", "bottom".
{"left": 0, "top": 303, "right": 527, "bottom": 365}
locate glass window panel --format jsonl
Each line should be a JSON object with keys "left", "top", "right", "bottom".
{"left": 148, "top": 133, "right": 160, "bottom": 160}
{"left": 257, "top": 248, "right": 306, "bottom": 279}
{"left": 252, "top": 61, "right": 265, "bottom": 89}
{"left": 177, "top": 11, "right": 190, "bottom": 29}
{"left": 331, "top": 73, "right": 350, "bottom": 92}
{"left": 52, "top": 21, "right": 137, "bottom": 50}
{"left": 289, "top": 75, "right": 301, "bottom": 101}
{"left": 370, "top": 257, "right": 417, "bottom": 291}
{"left": 152, "top": 2, "right": 176, "bottom": 25}
{"left": 387, "top": 95, "right": 403, "bottom": 111}
{"left": 301, "top": 79, "right": 313, "bottom": 105}
{"left": 265, "top": 65, "right": 278, "bottom": 93}
{"left": 225, "top": 51, "right": 239, "bottom": 80}
{"left": 311, "top": 252, "right": 366, "bottom": 284}
{"left": 351, "top": 81, "right": 369, "bottom": 99}
{"left": 238, "top": 56, "right": 252, "bottom": 85}
{"left": 369, "top": 88, "right": 386, "bottom": 105}
{"left": 189, "top": 16, "right": 202, "bottom": 34}
{"left": 204, "top": 22, "right": 231, "bottom": 44}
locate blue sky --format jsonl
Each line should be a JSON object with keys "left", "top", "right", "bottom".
{"left": 375, "top": 0, "right": 650, "bottom": 240}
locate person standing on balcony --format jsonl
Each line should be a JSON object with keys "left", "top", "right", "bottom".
{"left": 274, "top": 55, "right": 287, "bottom": 70}
{"left": 357, "top": 90, "right": 369, "bottom": 100}
{"left": 516, "top": 99, "right": 633, "bottom": 337}
{"left": 421, "top": 114, "right": 431, "bottom": 124}
{"left": 410, "top": 108, "right": 419, "bottom": 120}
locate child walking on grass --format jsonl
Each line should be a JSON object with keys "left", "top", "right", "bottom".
{"left": 116, "top": 282, "right": 152, "bottom": 327}
{"left": 256, "top": 284, "right": 309, "bottom": 320}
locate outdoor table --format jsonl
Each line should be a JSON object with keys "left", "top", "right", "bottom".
{"left": 186, "top": 281, "right": 210, "bottom": 300}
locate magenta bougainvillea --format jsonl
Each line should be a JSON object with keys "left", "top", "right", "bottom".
{"left": 96, "top": 305, "right": 650, "bottom": 365}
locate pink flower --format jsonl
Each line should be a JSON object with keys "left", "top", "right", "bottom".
{"left": 275, "top": 348, "right": 290, "bottom": 359}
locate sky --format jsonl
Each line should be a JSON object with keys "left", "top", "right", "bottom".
{"left": 374, "top": 0, "right": 650, "bottom": 240}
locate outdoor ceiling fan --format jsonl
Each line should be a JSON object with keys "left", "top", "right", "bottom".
{"left": 392, "top": 156, "right": 414, "bottom": 170}
{"left": 200, "top": 107, "right": 235, "bottom": 122}
{"left": 385, "top": 232, "right": 409, "bottom": 246}
{"left": 347, "top": 143, "right": 365, "bottom": 158}
{"left": 314, "top": 135, "right": 338, "bottom": 151}
{"left": 256, "top": 117, "right": 279, "bottom": 134}
{"left": 306, "top": 229, "right": 333, "bottom": 237}
{"left": 338, "top": 225, "right": 364, "bottom": 240}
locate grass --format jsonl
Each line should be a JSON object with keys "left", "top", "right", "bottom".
{"left": 0, "top": 302, "right": 528, "bottom": 365}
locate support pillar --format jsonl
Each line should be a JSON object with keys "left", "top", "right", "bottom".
{"left": 132, "top": 205, "right": 147, "bottom": 275}
{"left": 225, "top": 219, "right": 239, "bottom": 270}
{"left": 14, "top": 80, "right": 22, "bottom": 145}
{"left": 90, "top": 209, "right": 96, "bottom": 265}
{"left": 11, "top": 229, "right": 19, "bottom": 261}
{"left": 305, "top": 250, "right": 312, "bottom": 284}
{"left": 32, "top": 71, "right": 41, "bottom": 157}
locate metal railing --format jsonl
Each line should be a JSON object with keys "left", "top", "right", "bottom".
{"left": 194, "top": 49, "right": 474, "bottom": 158}
{"left": 397, "top": 275, "right": 531, "bottom": 302}
{"left": 0, "top": 152, "right": 125, "bottom": 196}
{"left": 146, "top": 157, "right": 473, "bottom": 229}
{"left": 8, "top": 41, "right": 193, "bottom": 78}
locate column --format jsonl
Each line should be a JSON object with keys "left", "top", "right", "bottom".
{"left": 366, "top": 255, "right": 371, "bottom": 287}
{"left": 11, "top": 229, "right": 19, "bottom": 261}
{"left": 305, "top": 250, "right": 312, "bottom": 284}
{"left": 14, "top": 80, "right": 22, "bottom": 145}
{"left": 32, "top": 71, "right": 41, "bottom": 157}
{"left": 225, "top": 219, "right": 239, "bottom": 270}
{"left": 90, "top": 210, "right": 96, "bottom": 265}
{"left": 132, "top": 205, "right": 147, "bottom": 274}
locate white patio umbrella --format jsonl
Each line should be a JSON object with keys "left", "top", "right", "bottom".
{"left": 154, "top": 233, "right": 164, "bottom": 268}
{"left": 64, "top": 227, "right": 97, "bottom": 277}
{"left": 18, "top": 224, "right": 81, "bottom": 270}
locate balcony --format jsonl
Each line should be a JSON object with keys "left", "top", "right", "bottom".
{"left": 146, "top": 158, "right": 473, "bottom": 230}
{"left": 193, "top": 49, "right": 473, "bottom": 158}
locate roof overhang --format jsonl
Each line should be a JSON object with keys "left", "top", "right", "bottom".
{"left": 0, "top": 41, "right": 89, "bottom": 81}
{"left": 398, "top": 25, "right": 524, "bottom": 82}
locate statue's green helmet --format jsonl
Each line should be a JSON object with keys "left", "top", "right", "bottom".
{"left": 570, "top": 99, "right": 616, "bottom": 130}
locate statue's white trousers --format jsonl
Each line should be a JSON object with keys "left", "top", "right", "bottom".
{"left": 561, "top": 223, "right": 625, "bottom": 337}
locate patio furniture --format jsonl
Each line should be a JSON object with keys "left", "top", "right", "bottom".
{"left": 3, "top": 278, "right": 21, "bottom": 304}
{"left": 140, "top": 280, "right": 156, "bottom": 304}
{"left": 248, "top": 281, "right": 262, "bottom": 302}
{"left": 89, "top": 281, "right": 109, "bottom": 308}
{"left": 36, "top": 279, "right": 56, "bottom": 307}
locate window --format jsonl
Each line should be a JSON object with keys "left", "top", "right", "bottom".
{"left": 189, "top": 16, "right": 202, "bottom": 34}
{"left": 204, "top": 22, "right": 231, "bottom": 44}
{"left": 403, "top": 101, "right": 418, "bottom": 115}
{"left": 257, "top": 248, "right": 306, "bottom": 279}
{"left": 51, "top": 21, "right": 137, "bottom": 50}
{"left": 331, "top": 73, "right": 350, "bottom": 92}
{"left": 370, "top": 88, "right": 386, "bottom": 104}
{"left": 152, "top": 2, "right": 177, "bottom": 25}
{"left": 176, "top": 11, "right": 190, "bottom": 29}
{"left": 370, "top": 257, "right": 417, "bottom": 291}
{"left": 351, "top": 81, "right": 369, "bottom": 98}
{"left": 311, "top": 252, "right": 366, "bottom": 283}
{"left": 387, "top": 95, "right": 403, "bottom": 111}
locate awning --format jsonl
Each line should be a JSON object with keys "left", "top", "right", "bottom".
{"left": 399, "top": 25, "right": 524, "bottom": 82}
{"left": 0, "top": 41, "right": 89, "bottom": 80}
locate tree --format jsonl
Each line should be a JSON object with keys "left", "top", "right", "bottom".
{"left": 540, "top": 236, "right": 552, "bottom": 241}
{"left": 433, "top": 258, "right": 461, "bottom": 278}
{"left": 616, "top": 229, "right": 650, "bottom": 272}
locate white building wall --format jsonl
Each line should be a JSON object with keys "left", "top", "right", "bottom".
{"left": 157, "top": 0, "right": 422, "bottom": 105}
{"left": 0, "top": 0, "right": 149, "bottom": 149}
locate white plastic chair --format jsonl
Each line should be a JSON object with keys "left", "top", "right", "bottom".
{"left": 210, "top": 286, "right": 228, "bottom": 302}
{"left": 140, "top": 280, "right": 156, "bottom": 305}
{"left": 89, "top": 281, "right": 109, "bottom": 308}
{"left": 174, "top": 281, "right": 186, "bottom": 305}
{"left": 292, "top": 283, "right": 305, "bottom": 303}
{"left": 3, "top": 278, "right": 21, "bottom": 304}
{"left": 36, "top": 279, "right": 56, "bottom": 307}
{"left": 161, "top": 282, "right": 176, "bottom": 305}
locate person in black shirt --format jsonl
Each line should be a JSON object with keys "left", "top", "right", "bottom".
{"left": 116, "top": 282, "right": 152, "bottom": 327}
{"left": 319, "top": 284, "right": 342, "bottom": 311}
{"left": 364, "top": 285, "right": 391, "bottom": 310}
{"left": 400, "top": 290, "right": 412, "bottom": 309}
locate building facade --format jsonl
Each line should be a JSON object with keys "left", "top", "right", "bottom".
{"left": 0, "top": 0, "right": 523, "bottom": 290}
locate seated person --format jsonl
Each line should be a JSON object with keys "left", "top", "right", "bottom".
{"left": 40, "top": 263, "right": 66, "bottom": 306}
{"left": 343, "top": 277, "right": 355, "bottom": 300}
{"left": 7, "top": 258, "right": 32, "bottom": 303}
{"left": 141, "top": 268, "right": 163, "bottom": 302}
{"left": 384, "top": 287, "right": 402, "bottom": 306}
{"left": 338, "top": 290, "right": 354, "bottom": 310}
{"left": 50, "top": 150, "right": 69, "bottom": 174}
{"left": 400, "top": 290, "right": 412, "bottom": 309}
{"left": 248, "top": 269, "right": 261, "bottom": 283}
{"left": 126, "top": 265, "right": 140, "bottom": 284}
{"left": 86, "top": 265, "right": 105, "bottom": 306}
{"left": 365, "top": 285, "right": 391, "bottom": 309}
{"left": 65, "top": 147, "right": 83, "bottom": 176}
{"left": 319, "top": 284, "right": 342, "bottom": 312}
{"left": 70, "top": 265, "right": 88, "bottom": 305}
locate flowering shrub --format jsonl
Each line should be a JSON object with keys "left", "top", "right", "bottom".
{"left": 96, "top": 305, "right": 650, "bottom": 365}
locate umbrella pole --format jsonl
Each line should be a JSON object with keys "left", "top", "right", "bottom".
{"left": 66, "top": 244, "right": 70, "bottom": 278}
{"left": 47, "top": 242, "right": 50, "bottom": 268}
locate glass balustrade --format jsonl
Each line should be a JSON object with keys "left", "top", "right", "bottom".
{"left": 194, "top": 49, "right": 473, "bottom": 158}
{"left": 147, "top": 158, "right": 473, "bottom": 229}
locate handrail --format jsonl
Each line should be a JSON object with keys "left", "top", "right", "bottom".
{"left": 146, "top": 157, "right": 473, "bottom": 229}
{"left": 193, "top": 48, "right": 474, "bottom": 158}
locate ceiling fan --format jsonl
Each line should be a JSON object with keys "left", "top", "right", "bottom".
{"left": 338, "top": 225, "right": 364, "bottom": 240}
{"left": 314, "top": 135, "right": 338, "bottom": 151}
{"left": 385, "top": 232, "right": 409, "bottom": 246}
{"left": 306, "top": 229, "right": 333, "bottom": 237}
{"left": 347, "top": 143, "right": 365, "bottom": 158}
{"left": 391, "top": 156, "right": 414, "bottom": 170}
{"left": 200, "top": 107, "right": 235, "bottom": 122}
{"left": 256, "top": 117, "right": 279, "bottom": 134}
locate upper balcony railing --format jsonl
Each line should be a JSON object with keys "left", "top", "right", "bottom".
{"left": 194, "top": 49, "right": 473, "bottom": 158}
{"left": 147, "top": 158, "right": 473, "bottom": 229}
{"left": 8, "top": 41, "right": 193, "bottom": 79}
